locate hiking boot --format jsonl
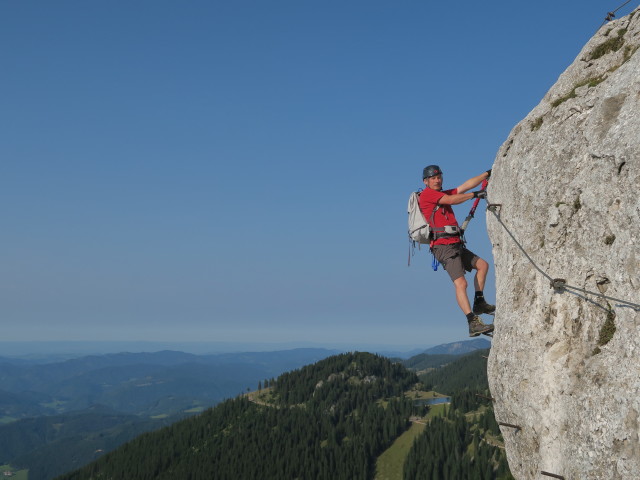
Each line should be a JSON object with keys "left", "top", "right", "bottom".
{"left": 473, "top": 299, "right": 496, "bottom": 315}
{"left": 468, "top": 316, "right": 494, "bottom": 337}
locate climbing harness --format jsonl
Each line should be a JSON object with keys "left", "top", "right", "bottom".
{"left": 428, "top": 207, "right": 462, "bottom": 241}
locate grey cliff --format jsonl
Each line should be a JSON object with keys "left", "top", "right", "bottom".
{"left": 487, "top": 7, "right": 640, "bottom": 480}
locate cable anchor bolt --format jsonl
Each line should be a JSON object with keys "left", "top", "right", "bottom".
{"left": 487, "top": 203, "right": 502, "bottom": 214}
{"left": 475, "top": 393, "right": 495, "bottom": 402}
{"left": 551, "top": 278, "right": 567, "bottom": 291}
{"left": 498, "top": 422, "right": 522, "bottom": 431}
{"left": 541, "top": 472, "right": 565, "bottom": 479}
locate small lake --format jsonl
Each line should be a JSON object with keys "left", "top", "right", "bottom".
{"left": 413, "top": 397, "right": 451, "bottom": 406}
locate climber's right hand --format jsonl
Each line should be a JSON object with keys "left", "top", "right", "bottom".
{"left": 473, "top": 190, "right": 487, "bottom": 199}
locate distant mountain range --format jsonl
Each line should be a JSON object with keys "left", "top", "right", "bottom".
{"left": 0, "top": 348, "right": 343, "bottom": 424}
{"left": 0, "top": 406, "right": 170, "bottom": 480}
{"left": 423, "top": 338, "right": 490, "bottom": 355}
{"left": 399, "top": 338, "right": 491, "bottom": 373}
{"left": 0, "top": 339, "right": 492, "bottom": 479}
{"left": 0, "top": 341, "right": 490, "bottom": 421}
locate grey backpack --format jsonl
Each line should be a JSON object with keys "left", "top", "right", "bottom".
{"left": 407, "top": 190, "right": 444, "bottom": 268}
{"left": 407, "top": 191, "right": 431, "bottom": 245}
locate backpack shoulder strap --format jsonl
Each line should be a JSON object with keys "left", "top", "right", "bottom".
{"left": 427, "top": 204, "right": 440, "bottom": 226}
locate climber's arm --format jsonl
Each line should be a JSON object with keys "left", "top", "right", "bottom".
{"left": 437, "top": 192, "right": 475, "bottom": 205}
{"left": 456, "top": 171, "right": 490, "bottom": 194}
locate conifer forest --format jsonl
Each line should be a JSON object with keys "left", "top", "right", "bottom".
{"left": 55, "top": 351, "right": 513, "bottom": 480}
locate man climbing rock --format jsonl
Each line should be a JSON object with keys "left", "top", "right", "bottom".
{"left": 419, "top": 165, "right": 495, "bottom": 336}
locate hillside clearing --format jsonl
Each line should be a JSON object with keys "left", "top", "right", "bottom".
{"left": 375, "top": 402, "right": 449, "bottom": 479}
{"left": 0, "top": 465, "right": 28, "bottom": 480}
{"left": 375, "top": 421, "right": 425, "bottom": 480}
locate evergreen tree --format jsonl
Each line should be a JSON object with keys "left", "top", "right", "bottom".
{"left": 58, "top": 353, "right": 418, "bottom": 480}
{"left": 402, "top": 401, "right": 514, "bottom": 480}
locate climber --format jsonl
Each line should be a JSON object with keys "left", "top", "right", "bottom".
{"left": 419, "top": 165, "right": 495, "bottom": 337}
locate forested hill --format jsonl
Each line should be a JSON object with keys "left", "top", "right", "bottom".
{"left": 57, "top": 352, "right": 418, "bottom": 480}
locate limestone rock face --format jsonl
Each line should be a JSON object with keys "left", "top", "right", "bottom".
{"left": 487, "top": 8, "right": 640, "bottom": 480}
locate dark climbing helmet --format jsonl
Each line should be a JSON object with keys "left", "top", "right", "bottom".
{"left": 423, "top": 165, "right": 442, "bottom": 179}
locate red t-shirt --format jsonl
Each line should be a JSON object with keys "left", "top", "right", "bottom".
{"left": 419, "top": 188, "right": 461, "bottom": 245}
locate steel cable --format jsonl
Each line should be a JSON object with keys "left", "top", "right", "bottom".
{"left": 488, "top": 208, "right": 640, "bottom": 311}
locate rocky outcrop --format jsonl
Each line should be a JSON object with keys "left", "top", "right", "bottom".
{"left": 487, "top": 7, "right": 640, "bottom": 480}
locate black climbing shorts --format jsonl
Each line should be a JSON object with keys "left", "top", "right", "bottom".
{"left": 431, "top": 243, "right": 479, "bottom": 282}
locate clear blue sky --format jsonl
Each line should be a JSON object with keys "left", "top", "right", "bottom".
{"left": 1, "top": 1, "right": 634, "bottom": 350}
